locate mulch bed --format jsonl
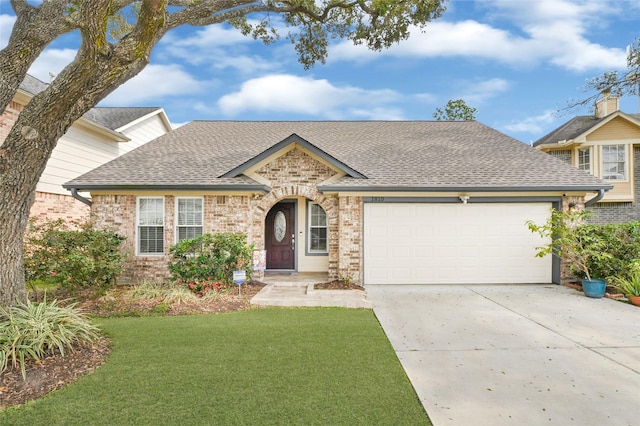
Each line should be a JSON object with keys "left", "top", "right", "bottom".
{"left": 314, "top": 280, "right": 364, "bottom": 290}
{"left": 1, "top": 282, "right": 266, "bottom": 409}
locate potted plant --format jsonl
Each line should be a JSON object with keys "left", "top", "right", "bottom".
{"left": 527, "top": 208, "right": 611, "bottom": 298}
{"left": 609, "top": 260, "right": 640, "bottom": 306}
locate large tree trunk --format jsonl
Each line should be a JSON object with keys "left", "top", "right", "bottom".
{"left": 0, "top": 1, "right": 166, "bottom": 307}
{"left": 0, "top": 191, "right": 33, "bottom": 307}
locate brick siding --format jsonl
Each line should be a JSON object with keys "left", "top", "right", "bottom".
{"left": 0, "top": 100, "right": 22, "bottom": 142}
{"left": 91, "top": 148, "right": 351, "bottom": 284}
{"left": 29, "top": 192, "right": 90, "bottom": 222}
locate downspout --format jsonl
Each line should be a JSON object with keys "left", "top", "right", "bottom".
{"left": 70, "top": 188, "right": 92, "bottom": 207}
{"left": 585, "top": 189, "right": 605, "bottom": 207}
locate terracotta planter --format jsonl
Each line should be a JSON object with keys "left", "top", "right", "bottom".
{"left": 581, "top": 278, "right": 606, "bottom": 298}
{"left": 627, "top": 295, "right": 640, "bottom": 306}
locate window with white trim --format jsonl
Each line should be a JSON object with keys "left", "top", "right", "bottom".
{"left": 308, "top": 203, "right": 327, "bottom": 253}
{"left": 137, "top": 197, "right": 164, "bottom": 255}
{"left": 602, "top": 145, "right": 626, "bottom": 180}
{"left": 176, "top": 197, "right": 203, "bottom": 242}
{"left": 577, "top": 148, "right": 591, "bottom": 172}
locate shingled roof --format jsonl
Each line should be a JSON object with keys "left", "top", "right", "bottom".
{"left": 64, "top": 121, "right": 611, "bottom": 193}
{"left": 533, "top": 112, "right": 640, "bottom": 147}
{"left": 532, "top": 116, "right": 604, "bottom": 147}
{"left": 19, "top": 74, "right": 161, "bottom": 132}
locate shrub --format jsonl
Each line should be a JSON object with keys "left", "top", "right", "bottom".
{"left": 168, "top": 233, "right": 253, "bottom": 285}
{"left": 24, "top": 218, "right": 126, "bottom": 291}
{"left": 527, "top": 209, "right": 611, "bottom": 281}
{"left": 0, "top": 299, "right": 100, "bottom": 379}
{"left": 179, "top": 278, "right": 223, "bottom": 298}
{"left": 578, "top": 221, "right": 640, "bottom": 280}
{"left": 528, "top": 211, "right": 640, "bottom": 281}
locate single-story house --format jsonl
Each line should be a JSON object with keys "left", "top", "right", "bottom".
{"left": 64, "top": 121, "right": 611, "bottom": 286}
{"left": 534, "top": 95, "right": 640, "bottom": 224}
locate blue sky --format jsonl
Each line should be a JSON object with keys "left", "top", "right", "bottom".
{"left": 1, "top": 0, "right": 638, "bottom": 143}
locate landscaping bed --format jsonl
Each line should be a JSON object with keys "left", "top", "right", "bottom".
{"left": 1, "top": 281, "right": 265, "bottom": 409}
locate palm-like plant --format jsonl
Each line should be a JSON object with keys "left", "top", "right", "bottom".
{"left": 609, "top": 260, "right": 640, "bottom": 297}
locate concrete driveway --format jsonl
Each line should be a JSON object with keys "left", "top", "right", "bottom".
{"left": 366, "top": 285, "right": 640, "bottom": 426}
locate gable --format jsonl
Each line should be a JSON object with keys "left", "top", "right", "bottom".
{"left": 251, "top": 147, "right": 340, "bottom": 187}
{"left": 220, "top": 133, "right": 365, "bottom": 179}
{"left": 586, "top": 116, "right": 640, "bottom": 142}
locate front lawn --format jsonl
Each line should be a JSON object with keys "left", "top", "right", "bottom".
{"left": 1, "top": 308, "right": 430, "bottom": 425}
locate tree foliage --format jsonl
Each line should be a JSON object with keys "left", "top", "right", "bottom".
{"left": 432, "top": 99, "right": 477, "bottom": 121}
{"left": 0, "top": 0, "right": 448, "bottom": 307}
{"left": 570, "top": 37, "right": 640, "bottom": 110}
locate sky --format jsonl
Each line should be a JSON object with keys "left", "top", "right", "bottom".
{"left": 0, "top": 0, "right": 638, "bottom": 144}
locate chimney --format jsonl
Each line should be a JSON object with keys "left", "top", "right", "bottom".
{"left": 594, "top": 93, "right": 620, "bottom": 118}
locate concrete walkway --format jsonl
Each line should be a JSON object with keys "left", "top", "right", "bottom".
{"left": 367, "top": 284, "right": 640, "bottom": 426}
{"left": 250, "top": 272, "right": 372, "bottom": 308}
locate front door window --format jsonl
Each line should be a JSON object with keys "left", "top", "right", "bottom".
{"left": 274, "top": 211, "right": 286, "bottom": 242}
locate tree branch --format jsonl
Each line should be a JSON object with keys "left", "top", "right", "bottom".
{"left": 0, "top": 0, "right": 76, "bottom": 116}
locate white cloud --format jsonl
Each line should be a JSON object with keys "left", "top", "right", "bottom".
{"left": 102, "top": 64, "right": 205, "bottom": 105}
{"left": 27, "top": 48, "right": 77, "bottom": 82}
{"left": 329, "top": 0, "right": 627, "bottom": 72}
{"left": 0, "top": 14, "right": 16, "bottom": 49}
{"left": 160, "top": 21, "right": 286, "bottom": 74}
{"left": 218, "top": 74, "right": 402, "bottom": 119}
{"left": 458, "top": 78, "right": 511, "bottom": 105}
{"left": 502, "top": 110, "right": 558, "bottom": 136}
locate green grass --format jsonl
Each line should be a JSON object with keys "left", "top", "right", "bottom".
{"left": 1, "top": 308, "right": 430, "bottom": 425}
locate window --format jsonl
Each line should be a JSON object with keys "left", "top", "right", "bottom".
{"left": 577, "top": 148, "right": 591, "bottom": 172}
{"left": 137, "top": 197, "right": 164, "bottom": 255}
{"left": 176, "top": 197, "right": 203, "bottom": 242}
{"left": 308, "top": 203, "right": 327, "bottom": 254}
{"left": 602, "top": 145, "right": 626, "bottom": 180}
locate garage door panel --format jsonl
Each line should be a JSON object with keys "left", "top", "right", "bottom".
{"left": 364, "top": 203, "right": 552, "bottom": 285}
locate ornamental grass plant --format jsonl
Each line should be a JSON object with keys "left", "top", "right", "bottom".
{"left": 0, "top": 299, "right": 100, "bottom": 379}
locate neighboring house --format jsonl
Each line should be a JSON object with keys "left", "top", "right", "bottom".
{"left": 534, "top": 96, "right": 640, "bottom": 224}
{"left": 0, "top": 74, "right": 173, "bottom": 222}
{"left": 64, "top": 121, "right": 609, "bottom": 286}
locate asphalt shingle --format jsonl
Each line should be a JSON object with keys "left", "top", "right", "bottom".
{"left": 65, "top": 121, "right": 610, "bottom": 191}
{"left": 18, "top": 74, "right": 159, "bottom": 131}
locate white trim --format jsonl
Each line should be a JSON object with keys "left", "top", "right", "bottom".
{"left": 136, "top": 196, "right": 165, "bottom": 256}
{"left": 174, "top": 196, "right": 204, "bottom": 243}
{"left": 577, "top": 147, "right": 593, "bottom": 174}
{"left": 307, "top": 202, "right": 328, "bottom": 254}
{"left": 600, "top": 144, "right": 629, "bottom": 182}
{"left": 115, "top": 108, "right": 173, "bottom": 133}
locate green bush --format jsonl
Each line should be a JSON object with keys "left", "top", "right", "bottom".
{"left": 24, "top": 219, "right": 126, "bottom": 290}
{"left": 0, "top": 299, "right": 100, "bottom": 379}
{"left": 168, "top": 233, "right": 253, "bottom": 285}
{"left": 578, "top": 221, "right": 640, "bottom": 280}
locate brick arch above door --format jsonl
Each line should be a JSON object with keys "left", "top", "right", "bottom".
{"left": 249, "top": 184, "right": 339, "bottom": 277}
{"left": 253, "top": 184, "right": 338, "bottom": 225}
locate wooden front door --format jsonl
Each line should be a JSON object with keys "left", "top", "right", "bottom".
{"left": 265, "top": 202, "right": 295, "bottom": 270}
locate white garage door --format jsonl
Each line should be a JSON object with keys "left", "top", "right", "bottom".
{"left": 364, "top": 203, "right": 552, "bottom": 285}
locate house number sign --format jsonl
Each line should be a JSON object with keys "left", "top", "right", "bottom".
{"left": 274, "top": 211, "right": 286, "bottom": 242}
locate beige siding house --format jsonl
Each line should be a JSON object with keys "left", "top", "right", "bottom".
{"left": 0, "top": 75, "right": 173, "bottom": 221}
{"left": 65, "top": 121, "right": 610, "bottom": 287}
{"left": 534, "top": 96, "right": 640, "bottom": 223}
